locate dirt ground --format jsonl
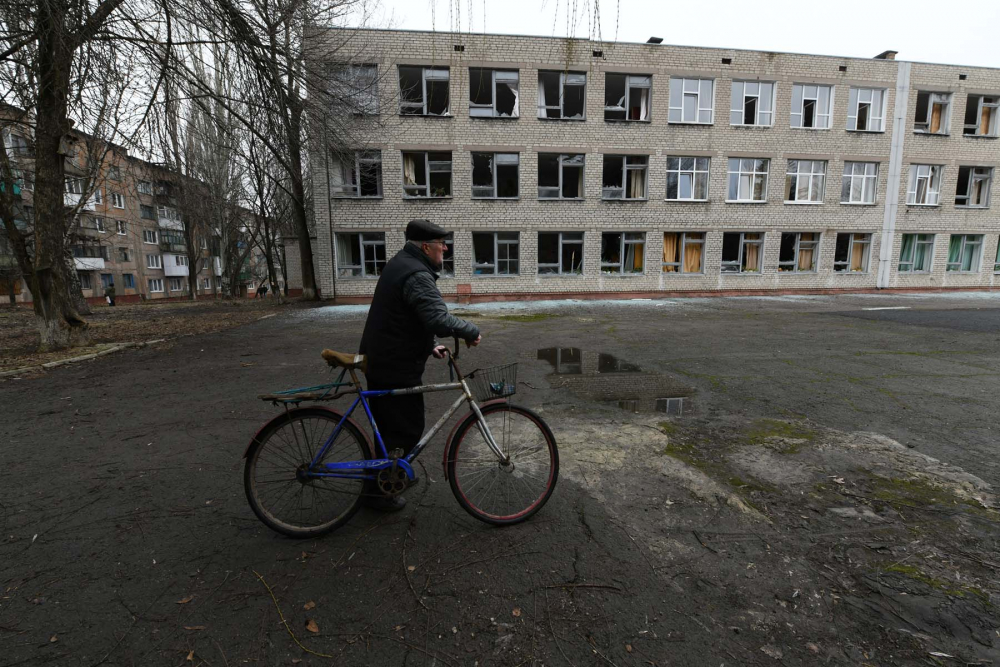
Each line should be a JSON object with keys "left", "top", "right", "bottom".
{"left": 2, "top": 293, "right": 1000, "bottom": 666}
{"left": 0, "top": 299, "right": 290, "bottom": 372}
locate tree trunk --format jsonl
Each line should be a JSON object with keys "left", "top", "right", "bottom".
{"left": 63, "top": 242, "right": 92, "bottom": 315}
{"left": 31, "top": 7, "right": 90, "bottom": 351}
{"left": 285, "top": 104, "right": 317, "bottom": 300}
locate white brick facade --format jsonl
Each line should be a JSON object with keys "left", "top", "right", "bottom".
{"left": 305, "top": 29, "right": 1000, "bottom": 301}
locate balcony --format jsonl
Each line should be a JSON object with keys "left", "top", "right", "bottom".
{"left": 158, "top": 234, "right": 186, "bottom": 253}
{"left": 71, "top": 244, "right": 108, "bottom": 270}
{"left": 64, "top": 192, "right": 97, "bottom": 211}
{"left": 212, "top": 256, "right": 222, "bottom": 277}
{"left": 163, "top": 253, "right": 188, "bottom": 277}
{"left": 74, "top": 257, "right": 105, "bottom": 270}
{"left": 158, "top": 216, "right": 182, "bottom": 231}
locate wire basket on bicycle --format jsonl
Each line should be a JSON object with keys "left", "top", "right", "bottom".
{"left": 468, "top": 363, "right": 517, "bottom": 402}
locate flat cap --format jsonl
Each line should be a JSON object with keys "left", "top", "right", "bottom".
{"left": 405, "top": 219, "right": 447, "bottom": 242}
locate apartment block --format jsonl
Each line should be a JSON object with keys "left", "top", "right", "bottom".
{"left": 305, "top": 29, "right": 1000, "bottom": 302}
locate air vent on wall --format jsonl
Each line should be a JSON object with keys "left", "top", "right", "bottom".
{"left": 454, "top": 44, "right": 464, "bottom": 52}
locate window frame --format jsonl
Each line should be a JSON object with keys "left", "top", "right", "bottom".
{"left": 117, "top": 246, "right": 130, "bottom": 262}
{"left": 661, "top": 231, "right": 706, "bottom": 274}
{"left": 401, "top": 151, "right": 452, "bottom": 199}
{"left": 730, "top": 81, "right": 775, "bottom": 127}
{"left": 668, "top": 77, "right": 715, "bottom": 125}
{"left": 536, "top": 71, "right": 587, "bottom": 120}
{"left": 335, "top": 231, "right": 387, "bottom": 279}
{"left": 601, "top": 154, "right": 649, "bottom": 201}
{"left": 330, "top": 63, "right": 380, "bottom": 116}
{"left": 784, "top": 160, "right": 827, "bottom": 204}
{"left": 946, "top": 234, "right": 983, "bottom": 273}
{"left": 726, "top": 158, "right": 770, "bottom": 203}
{"left": 471, "top": 152, "right": 520, "bottom": 199}
{"left": 995, "top": 238, "right": 1000, "bottom": 273}
{"left": 898, "top": 233, "right": 935, "bottom": 274}
{"left": 841, "top": 162, "right": 879, "bottom": 205}
{"left": 398, "top": 66, "right": 450, "bottom": 116}
{"left": 146, "top": 253, "right": 162, "bottom": 269}
{"left": 472, "top": 231, "right": 520, "bottom": 276}
{"left": 914, "top": 91, "right": 952, "bottom": 135}
{"left": 537, "top": 231, "right": 585, "bottom": 276}
{"left": 92, "top": 217, "right": 105, "bottom": 233}
{"left": 469, "top": 68, "right": 520, "bottom": 118}
{"left": 846, "top": 87, "right": 887, "bottom": 132}
{"left": 720, "top": 232, "right": 764, "bottom": 274}
{"left": 790, "top": 84, "right": 834, "bottom": 129}
{"left": 108, "top": 166, "right": 121, "bottom": 181}
{"left": 142, "top": 229, "right": 157, "bottom": 244}
{"left": 439, "top": 233, "right": 455, "bottom": 277}
{"left": 122, "top": 273, "right": 135, "bottom": 289}
{"left": 137, "top": 180, "right": 152, "bottom": 195}
{"left": 832, "top": 232, "right": 872, "bottom": 273}
{"left": 906, "top": 164, "right": 943, "bottom": 206}
{"left": 963, "top": 94, "right": 999, "bottom": 137}
{"left": 665, "top": 156, "right": 710, "bottom": 202}
{"left": 116, "top": 220, "right": 127, "bottom": 235}
{"left": 110, "top": 191, "right": 125, "bottom": 209}
{"left": 168, "top": 277, "right": 183, "bottom": 292}
{"left": 955, "top": 166, "right": 993, "bottom": 208}
{"left": 777, "top": 232, "right": 820, "bottom": 273}
{"left": 600, "top": 231, "right": 646, "bottom": 275}
{"left": 148, "top": 278, "right": 164, "bottom": 293}
{"left": 331, "top": 150, "right": 383, "bottom": 198}
{"left": 604, "top": 73, "right": 652, "bottom": 122}
{"left": 537, "top": 153, "right": 586, "bottom": 200}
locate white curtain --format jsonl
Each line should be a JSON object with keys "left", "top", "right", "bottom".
{"left": 403, "top": 154, "right": 417, "bottom": 185}
{"left": 537, "top": 78, "right": 546, "bottom": 117}
{"left": 507, "top": 84, "right": 520, "bottom": 117}
{"left": 639, "top": 89, "right": 649, "bottom": 120}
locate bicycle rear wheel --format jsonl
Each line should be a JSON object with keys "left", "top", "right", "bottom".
{"left": 244, "top": 407, "right": 371, "bottom": 538}
{"left": 446, "top": 403, "right": 558, "bottom": 525}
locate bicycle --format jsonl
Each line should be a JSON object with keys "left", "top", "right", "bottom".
{"left": 243, "top": 338, "right": 559, "bottom": 538}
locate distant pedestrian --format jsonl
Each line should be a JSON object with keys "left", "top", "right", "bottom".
{"left": 255, "top": 283, "right": 268, "bottom": 299}
{"left": 105, "top": 282, "right": 116, "bottom": 307}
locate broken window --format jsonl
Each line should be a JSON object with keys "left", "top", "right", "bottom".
{"left": 665, "top": 157, "right": 709, "bottom": 201}
{"left": 336, "top": 232, "right": 386, "bottom": 278}
{"left": 602, "top": 155, "right": 647, "bottom": 200}
{"left": 440, "top": 233, "right": 454, "bottom": 276}
{"left": 898, "top": 234, "right": 934, "bottom": 273}
{"left": 906, "top": 164, "right": 942, "bottom": 206}
{"left": 847, "top": 88, "right": 885, "bottom": 132}
{"left": 604, "top": 73, "right": 651, "bottom": 121}
{"left": 537, "top": 232, "right": 584, "bottom": 275}
{"left": 963, "top": 95, "right": 999, "bottom": 137}
{"left": 537, "top": 347, "right": 582, "bottom": 374}
{"left": 841, "top": 162, "right": 878, "bottom": 204}
{"left": 538, "top": 154, "right": 585, "bottom": 199}
{"left": 947, "top": 234, "right": 983, "bottom": 272}
{"left": 668, "top": 78, "right": 714, "bottom": 124}
{"left": 730, "top": 81, "right": 774, "bottom": 126}
{"left": 727, "top": 158, "right": 769, "bottom": 202}
{"left": 471, "top": 152, "right": 519, "bottom": 198}
{"left": 995, "top": 239, "right": 1000, "bottom": 273}
{"left": 778, "top": 232, "right": 819, "bottom": 273}
{"left": 398, "top": 66, "right": 450, "bottom": 116}
{"left": 472, "top": 232, "right": 519, "bottom": 275}
{"left": 537, "top": 71, "right": 586, "bottom": 120}
{"left": 469, "top": 68, "right": 519, "bottom": 117}
{"left": 600, "top": 232, "right": 645, "bottom": 274}
{"left": 790, "top": 84, "right": 832, "bottom": 129}
{"left": 914, "top": 92, "right": 951, "bottom": 134}
{"left": 330, "top": 150, "right": 382, "bottom": 198}
{"left": 833, "top": 233, "right": 871, "bottom": 273}
{"left": 401, "top": 151, "right": 452, "bottom": 198}
{"left": 785, "top": 160, "right": 827, "bottom": 203}
{"left": 330, "top": 64, "right": 379, "bottom": 115}
{"left": 955, "top": 166, "right": 992, "bottom": 207}
{"left": 662, "top": 232, "right": 704, "bottom": 273}
{"left": 720, "top": 232, "right": 763, "bottom": 273}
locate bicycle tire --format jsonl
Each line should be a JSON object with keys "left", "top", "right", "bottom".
{"left": 446, "top": 403, "right": 558, "bottom": 525}
{"left": 244, "top": 407, "right": 371, "bottom": 538}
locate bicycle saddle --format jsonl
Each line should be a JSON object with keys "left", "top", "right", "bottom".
{"left": 321, "top": 349, "right": 368, "bottom": 373}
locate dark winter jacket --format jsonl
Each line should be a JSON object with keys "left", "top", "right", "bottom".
{"left": 359, "top": 243, "right": 479, "bottom": 386}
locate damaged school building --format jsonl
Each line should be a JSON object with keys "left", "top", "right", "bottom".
{"left": 301, "top": 28, "right": 1000, "bottom": 302}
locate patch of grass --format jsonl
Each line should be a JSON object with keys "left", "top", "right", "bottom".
{"left": 657, "top": 420, "right": 679, "bottom": 435}
{"left": 882, "top": 563, "right": 988, "bottom": 600}
{"left": 491, "top": 313, "right": 560, "bottom": 323}
{"left": 727, "top": 476, "right": 774, "bottom": 494}
{"left": 746, "top": 418, "right": 817, "bottom": 454}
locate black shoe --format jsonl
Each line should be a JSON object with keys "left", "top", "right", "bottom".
{"left": 365, "top": 495, "right": 407, "bottom": 512}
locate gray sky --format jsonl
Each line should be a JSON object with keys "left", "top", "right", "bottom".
{"left": 361, "top": 0, "right": 1000, "bottom": 69}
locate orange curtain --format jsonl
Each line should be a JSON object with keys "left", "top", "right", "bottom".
{"left": 798, "top": 233, "right": 815, "bottom": 270}
{"left": 744, "top": 239, "right": 759, "bottom": 271}
{"left": 930, "top": 103, "right": 943, "bottom": 133}
{"left": 684, "top": 242, "right": 702, "bottom": 273}
{"left": 662, "top": 233, "right": 678, "bottom": 272}
{"left": 981, "top": 106, "right": 993, "bottom": 135}
{"left": 633, "top": 242, "right": 644, "bottom": 270}
{"left": 850, "top": 241, "right": 865, "bottom": 271}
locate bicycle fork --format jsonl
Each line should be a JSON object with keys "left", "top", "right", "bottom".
{"left": 463, "top": 382, "right": 510, "bottom": 465}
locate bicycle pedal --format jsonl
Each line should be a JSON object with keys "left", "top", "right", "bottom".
{"left": 388, "top": 448, "right": 404, "bottom": 460}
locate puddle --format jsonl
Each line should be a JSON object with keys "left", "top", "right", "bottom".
{"left": 536, "top": 348, "right": 696, "bottom": 415}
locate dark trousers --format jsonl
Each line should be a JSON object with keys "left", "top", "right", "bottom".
{"left": 366, "top": 379, "right": 424, "bottom": 457}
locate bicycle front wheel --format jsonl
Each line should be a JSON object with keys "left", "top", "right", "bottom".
{"left": 447, "top": 403, "right": 558, "bottom": 525}
{"left": 244, "top": 407, "right": 370, "bottom": 538}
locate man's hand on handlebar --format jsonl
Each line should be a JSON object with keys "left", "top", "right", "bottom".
{"left": 469, "top": 335, "right": 482, "bottom": 347}
{"left": 431, "top": 344, "right": 448, "bottom": 359}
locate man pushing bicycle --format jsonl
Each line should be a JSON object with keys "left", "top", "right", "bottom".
{"left": 359, "top": 219, "right": 482, "bottom": 511}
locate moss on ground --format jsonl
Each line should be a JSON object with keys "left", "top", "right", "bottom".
{"left": 746, "top": 418, "right": 817, "bottom": 453}
{"left": 882, "top": 563, "right": 988, "bottom": 600}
